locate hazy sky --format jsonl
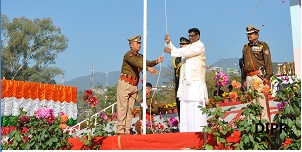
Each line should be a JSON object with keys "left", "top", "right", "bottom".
{"left": 1, "top": 0, "right": 295, "bottom": 82}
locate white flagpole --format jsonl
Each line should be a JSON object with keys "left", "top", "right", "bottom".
{"left": 142, "top": 0, "right": 147, "bottom": 134}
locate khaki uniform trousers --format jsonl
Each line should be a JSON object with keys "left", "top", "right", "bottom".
{"left": 246, "top": 75, "right": 270, "bottom": 122}
{"left": 116, "top": 79, "right": 137, "bottom": 134}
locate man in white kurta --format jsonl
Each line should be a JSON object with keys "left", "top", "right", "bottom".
{"left": 164, "top": 28, "right": 208, "bottom": 132}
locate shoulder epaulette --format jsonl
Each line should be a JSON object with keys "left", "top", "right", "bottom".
{"left": 244, "top": 43, "right": 249, "bottom": 49}
{"left": 259, "top": 41, "right": 268, "bottom": 46}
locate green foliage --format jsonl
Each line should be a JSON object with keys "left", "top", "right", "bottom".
{"left": 199, "top": 105, "right": 236, "bottom": 150}
{"left": 1, "top": 14, "right": 68, "bottom": 83}
{"left": 1, "top": 110, "right": 72, "bottom": 150}
{"left": 271, "top": 76, "right": 301, "bottom": 150}
{"left": 236, "top": 103, "right": 272, "bottom": 150}
{"left": 206, "top": 71, "right": 241, "bottom": 99}
{"left": 79, "top": 90, "right": 117, "bottom": 150}
{"left": 200, "top": 74, "right": 301, "bottom": 150}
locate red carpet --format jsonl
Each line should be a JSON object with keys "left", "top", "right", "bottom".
{"left": 67, "top": 97, "right": 275, "bottom": 150}
{"left": 68, "top": 131, "right": 241, "bottom": 150}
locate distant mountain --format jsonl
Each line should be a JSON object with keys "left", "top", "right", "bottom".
{"left": 209, "top": 58, "right": 241, "bottom": 71}
{"left": 64, "top": 66, "right": 171, "bottom": 91}
{"left": 65, "top": 58, "right": 242, "bottom": 91}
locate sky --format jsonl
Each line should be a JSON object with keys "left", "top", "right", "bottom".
{"left": 1, "top": 0, "right": 296, "bottom": 83}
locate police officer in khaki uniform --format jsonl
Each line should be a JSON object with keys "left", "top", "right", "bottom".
{"left": 116, "top": 35, "right": 163, "bottom": 135}
{"left": 173, "top": 37, "right": 190, "bottom": 119}
{"left": 241, "top": 26, "right": 273, "bottom": 122}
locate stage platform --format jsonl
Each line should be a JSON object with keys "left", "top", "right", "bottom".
{"left": 67, "top": 131, "right": 241, "bottom": 150}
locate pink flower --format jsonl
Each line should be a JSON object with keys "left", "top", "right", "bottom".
{"left": 46, "top": 114, "right": 55, "bottom": 124}
{"left": 146, "top": 120, "right": 152, "bottom": 127}
{"left": 36, "top": 107, "right": 53, "bottom": 119}
{"left": 102, "top": 113, "right": 108, "bottom": 120}
{"left": 283, "top": 76, "right": 289, "bottom": 82}
{"left": 59, "top": 112, "right": 64, "bottom": 116}
{"left": 168, "top": 117, "right": 179, "bottom": 127}
{"left": 215, "top": 72, "right": 228, "bottom": 87}
{"left": 112, "top": 112, "right": 118, "bottom": 119}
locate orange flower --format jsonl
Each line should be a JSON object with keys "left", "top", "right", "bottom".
{"left": 252, "top": 79, "right": 262, "bottom": 90}
{"left": 214, "top": 143, "right": 234, "bottom": 150}
{"left": 60, "top": 114, "right": 68, "bottom": 123}
{"left": 231, "top": 80, "right": 241, "bottom": 89}
{"left": 59, "top": 123, "right": 67, "bottom": 129}
{"left": 282, "top": 138, "right": 292, "bottom": 149}
{"left": 229, "top": 91, "right": 238, "bottom": 99}
{"left": 262, "top": 84, "right": 271, "bottom": 94}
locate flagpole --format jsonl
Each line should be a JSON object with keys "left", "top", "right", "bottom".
{"left": 142, "top": 0, "right": 147, "bottom": 134}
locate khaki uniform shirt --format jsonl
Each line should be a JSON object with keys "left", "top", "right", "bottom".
{"left": 121, "top": 50, "right": 157, "bottom": 79}
{"left": 242, "top": 41, "right": 273, "bottom": 80}
{"left": 140, "top": 95, "right": 160, "bottom": 119}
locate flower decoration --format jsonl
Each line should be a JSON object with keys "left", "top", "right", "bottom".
{"left": 262, "top": 84, "right": 271, "bottom": 94}
{"left": 251, "top": 79, "right": 262, "bottom": 91}
{"left": 283, "top": 76, "right": 289, "bottom": 82}
{"left": 168, "top": 117, "right": 179, "bottom": 127}
{"left": 222, "top": 92, "right": 229, "bottom": 98}
{"left": 215, "top": 72, "right": 228, "bottom": 86}
{"left": 36, "top": 107, "right": 55, "bottom": 124}
{"left": 135, "top": 107, "right": 140, "bottom": 114}
{"left": 153, "top": 122, "right": 165, "bottom": 131}
{"left": 229, "top": 91, "right": 238, "bottom": 99}
{"left": 98, "top": 111, "right": 108, "bottom": 120}
{"left": 282, "top": 138, "right": 292, "bottom": 149}
{"left": 278, "top": 101, "right": 287, "bottom": 110}
{"left": 59, "top": 112, "right": 69, "bottom": 123}
{"left": 231, "top": 80, "right": 241, "bottom": 89}
{"left": 112, "top": 112, "right": 118, "bottom": 119}
{"left": 83, "top": 90, "right": 99, "bottom": 107}
{"left": 83, "top": 90, "right": 92, "bottom": 100}
{"left": 18, "top": 116, "right": 30, "bottom": 126}
{"left": 88, "top": 96, "right": 98, "bottom": 107}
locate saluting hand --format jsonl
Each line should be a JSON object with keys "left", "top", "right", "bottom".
{"left": 147, "top": 67, "right": 158, "bottom": 75}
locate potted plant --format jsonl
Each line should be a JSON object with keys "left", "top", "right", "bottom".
{"left": 229, "top": 91, "right": 238, "bottom": 102}
{"left": 222, "top": 92, "right": 230, "bottom": 103}
{"left": 159, "top": 104, "right": 167, "bottom": 114}
{"left": 166, "top": 104, "right": 174, "bottom": 114}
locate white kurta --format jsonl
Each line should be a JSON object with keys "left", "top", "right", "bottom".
{"left": 167, "top": 40, "right": 208, "bottom": 132}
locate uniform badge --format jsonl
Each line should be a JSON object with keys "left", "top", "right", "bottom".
{"left": 154, "top": 101, "right": 158, "bottom": 104}
{"left": 252, "top": 46, "right": 260, "bottom": 52}
{"left": 264, "top": 50, "right": 270, "bottom": 55}
{"left": 129, "top": 54, "right": 133, "bottom": 57}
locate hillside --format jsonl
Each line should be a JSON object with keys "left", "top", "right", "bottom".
{"left": 64, "top": 66, "right": 171, "bottom": 91}
{"left": 65, "top": 58, "right": 247, "bottom": 91}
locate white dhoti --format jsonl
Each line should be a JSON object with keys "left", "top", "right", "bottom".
{"left": 180, "top": 100, "right": 207, "bottom": 132}
{"left": 178, "top": 80, "right": 208, "bottom": 132}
